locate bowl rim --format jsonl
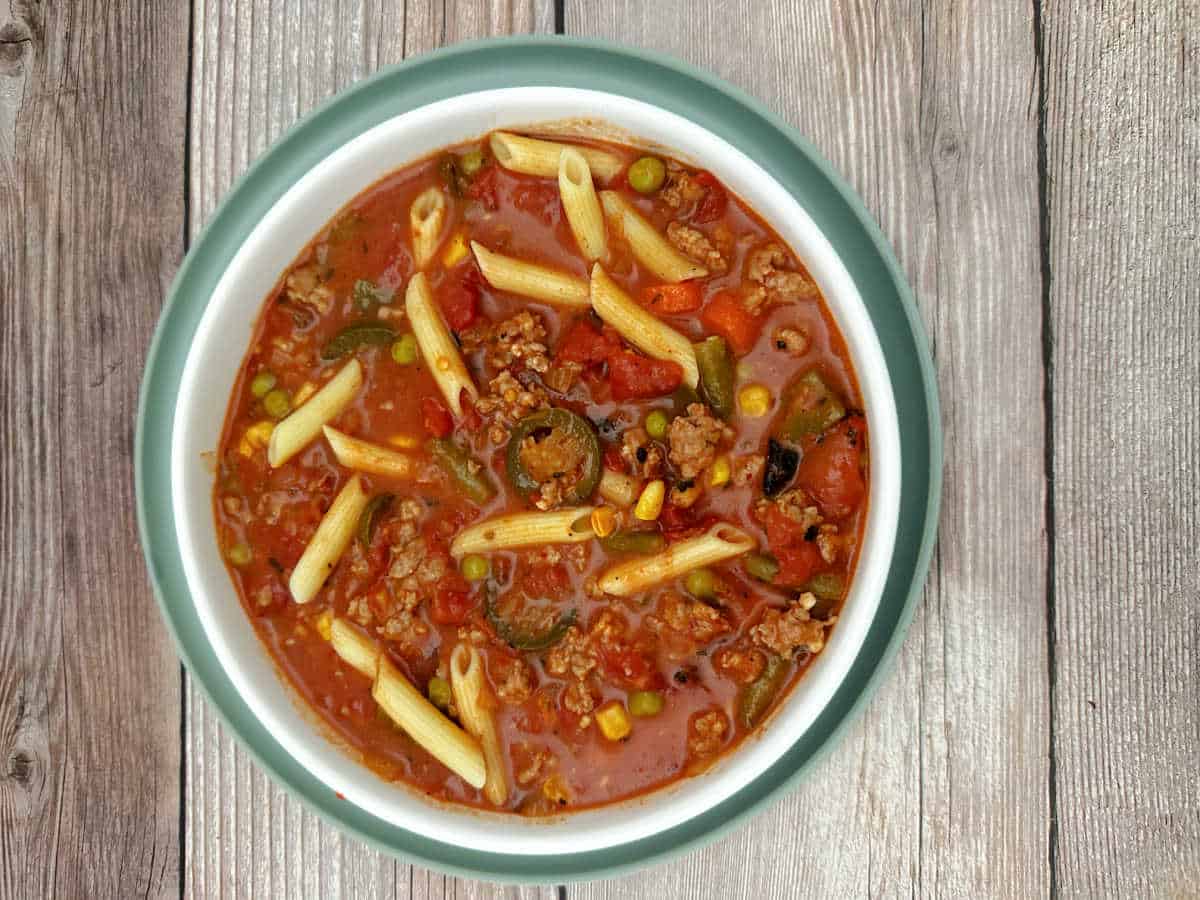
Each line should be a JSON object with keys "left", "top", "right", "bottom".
{"left": 169, "top": 85, "right": 902, "bottom": 856}
{"left": 136, "top": 35, "right": 942, "bottom": 883}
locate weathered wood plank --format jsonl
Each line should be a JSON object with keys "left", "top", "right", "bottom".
{"left": 567, "top": 1, "right": 1050, "bottom": 897}
{"left": 185, "top": 2, "right": 556, "bottom": 897}
{"left": 1043, "top": 2, "right": 1200, "bottom": 897}
{"left": 0, "top": 1, "right": 188, "bottom": 898}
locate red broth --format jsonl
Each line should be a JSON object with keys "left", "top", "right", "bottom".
{"left": 213, "top": 134, "right": 868, "bottom": 813}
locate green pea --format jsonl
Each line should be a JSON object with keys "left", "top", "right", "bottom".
{"left": 459, "top": 149, "right": 485, "bottom": 176}
{"left": 227, "top": 542, "right": 252, "bottom": 567}
{"left": 250, "top": 371, "right": 277, "bottom": 398}
{"left": 645, "top": 409, "right": 670, "bottom": 440}
{"left": 629, "top": 690, "right": 664, "bottom": 717}
{"left": 461, "top": 554, "right": 489, "bottom": 582}
{"left": 684, "top": 568, "right": 717, "bottom": 600}
{"left": 391, "top": 333, "right": 419, "bottom": 365}
{"left": 628, "top": 156, "right": 667, "bottom": 194}
{"left": 744, "top": 552, "right": 780, "bottom": 583}
{"left": 262, "top": 388, "right": 291, "bottom": 419}
{"left": 427, "top": 676, "right": 452, "bottom": 710}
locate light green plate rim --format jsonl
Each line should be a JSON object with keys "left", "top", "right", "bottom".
{"left": 136, "top": 36, "right": 941, "bottom": 883}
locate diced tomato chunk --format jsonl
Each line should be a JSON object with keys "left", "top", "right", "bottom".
{"left": 701, "top": 290, "right": 764, "bottom": 356}
{"left": 438, "top": 270, "right": 480, "bottom": 330}
{"left": 601, "top": 646, "right": 660, "bottom": 691}
{"left": 608, "top": 351, "right": 683, "bottom": 400}
{"left": 692, "top": 171, "right": 728, "bottom": 224}
{"left": 639, "top": 281, "right": 703, "bottom": 315}
{"left": 421, "top": 397, "right": 453, "bottom": 438}
{"left": 764, "top": 505, "right": 824, "bottom": 587}
{"left": 602, "top": 443, "right": 626, "bottom": 472}
{"left": 431, "top": 584, "right": 475, "bottom": 625}
{"left": 797, "top": 415, "right": 867, "bottom": 518}
{"left": 511, "top": 180, "right": 561, "bottom": 224}
{"left": 556, "top": 319, "right": 623, "bottom": 366}
{"left": 466, "top": 163, "right": 498, "bottom": 210}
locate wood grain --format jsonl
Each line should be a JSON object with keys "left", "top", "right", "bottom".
{"left": 184, "top": 2, "right": 556, "bottom": 897}
{"left": 0, "top": 1, "right": 187, "bottom": 898}
{"left": 567, "top": 1, "right": 1050, "bottom": 897}
{"left": 1043, "top": 3, "right": 1200, "bottom": 897}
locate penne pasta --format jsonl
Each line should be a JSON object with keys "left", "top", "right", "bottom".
{"left": 289, "top": 475, "right": 370, "bottom": 604}
{"left": 410, "top": 186, "right": 447, "bottom": 269}
{"left": 590, "top": 265, "right": 700, "bottom": 389}
{"left": 450, "top": 507, "right": 595, "bottom": 558}
{"left": 373, "top": 655, "right": 487, "bottom": 789}
{"left": 558, "top": 149, "right": 607, "bottom": 262}
{"left": 405, "top": 272, "right": 477, "bottom": 416}
{"left": 329, "top": 617, "right": 380, "bottom": 679}
{"left": 471, "top": 242, "right": 590, "bottom": 308}
{"left": 599, "top": 191, "right": 708, "bottom": 282}
{"left": 267, "top": 358, "right": 363, "bottom": 467}
{"left": 597, "top": 521, "right": 755, "bottom": 597}
{"left": 450, "top": 644, "right": 508, "bottom": 806}
{"left": 323, "top": 426, "right": 416, "bottom": 480}
{"left": 598, "top": 469, "right": 641, "bottom": 508}
{"left": 489, "top": 131, "right": 623, "bottom": 181}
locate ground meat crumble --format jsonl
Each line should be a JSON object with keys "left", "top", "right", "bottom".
{"left": 621, "top": 426, "right": 665, "bottom": 479}
{"left": 688, "top": 709, "right": 730, "bottom": 759}
{"left": 743, "top": 243, "right": 820, "bottom": 313}
{"left": 666, "top": 221, "right": 728, "bottom": 274}
{"left": 668, "top": 403, "right": 733, "bottom": 480}
{"left": 646, "top": 592, "right": 732, "bottom": 660}
{"left": 476, "top": 370, "right": 550, "bottom": 444}
{"left": 461, "top": 311, "right": 551, "bottom": 374}
{"left": 750, "top": 593, "right": 828, "bottom": 658}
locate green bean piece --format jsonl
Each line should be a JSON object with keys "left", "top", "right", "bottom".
{"left": 320, "top": 321, "right": 397, "bottom": 361}
{"left": 744, "top": 551, "right": 780, "bottom": 583}
{"left": 250, "top": 371, "right": 277, "bottom": 398}
{"left": 780, "top": 370, "right": 847, "bottom": 438}
{"left": 684, "top": 568, "right": 718, "bottom": 600}
{"left": 600, "top": 529, "right": 667, "bottom": 555}
{"left": 461, "top": 554, "right": 489, "bottom": 582}
{"left": 644, "top": 409, "right": 670, "bottom": 440}
{"left": 672, "top": 384, "right": 702, "bottom": 417}
{"left": 739, "top": 654, "right": 789, "bottom": 728}
{"left": 427, "top": 438, "right": 497, "bottom": 505}
{"left": 459, "top": 149, "right": 485, "bottom": 176}
{"left": 391, "top": 334, "right": 419, "bottom": 365}
{"left": 427, "top": 676, "right": 452, "bottom": 710}
{"left": 227, "top": 542, "right": 253, "bottom": 567}
{"left": 628, "top": 156, "right": 667, "bottom": 194}
{"left": 804, "top": 573, "right": 844, "bottom": 602}
{"left": 262, "top": 389, "right": 291, "bottom": 419}
{"left": 629, "top": 690, "right": 665, "bottom": 718}
{"left": 357, "top": 493, "right": 394, "bottom": 548}
{"left": 694, "top": 336, "right": 735, "bottom": 419}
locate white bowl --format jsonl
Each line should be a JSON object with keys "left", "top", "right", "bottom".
{"left": 171, "top": 87, "right": 900, "bottom": 856}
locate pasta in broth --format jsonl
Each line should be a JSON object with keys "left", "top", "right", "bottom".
{"left": 214, "top": 130, "right": 870, "bottom": 814}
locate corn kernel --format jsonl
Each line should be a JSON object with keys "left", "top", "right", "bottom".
{"left": 590, "top": 506, "right": 618, "bottom": 538}
{"left": 315, "top": 609, "right": 333, "bottom": 642}
{"left": 442, "top": 229, "right": 469, "bottom": 268}
{"left": 388, "top": 434, "right": 420, "bottom": 449}
{"left": 738, "top": 383, "right": 772, "bottom": 417}
{"left": 595, "top": 701, "right": 632, "bottom": 741}
{"left": 292, "top": 382, "right": 317, "bottom": 406}
{"left": 238, "top": 420, "right": 275, "bottom": 457}
{"left": 709, "top": 455, "right": 732, "bottom": 487}
{"left": 634, "top": 479, "right": 666, "bottom": 521}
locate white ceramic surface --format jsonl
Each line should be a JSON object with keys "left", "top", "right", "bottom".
{"left": 171, "top": 87, "right": 901, "bottom": 856}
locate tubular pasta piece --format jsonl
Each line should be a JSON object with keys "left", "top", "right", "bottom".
{"left": 450, "top": 644, "right": 509, "bottom": 806}
{"left": 471, "top": 242, "right": 590, "bottom": 308}
{"left": 489, "top": 131, "right": 623, "bottom": 181}
{"left": 329, "top": 617, "right": 379, "bottom": 679}
{"left": 267, "top": 359, "right": 363, "bottom": 467}
{"left": 589, "top": 265, "right": 700, "bottom": 389}
{"left": 449, "top": 507, "right": 595, "bottom": 558}
{"left": 558, "top": 148, "right": 607, "bottom": 262}
{"left": 288, "top": 475, "right": 370, "bottom": 604}
{"left": 597, "top": 521, "right": 754, "bottom": 597}
{"left": 599, "top": 190, "right": 707, "bottom": 282}
{"left": 410, "top": 186, "right": 447, "bottom": 269}
{"left": 406, "top": 272, "right": 477, "bottom": 416}
{"left": 323, "top": 426, "right": 416, "bottom": 480}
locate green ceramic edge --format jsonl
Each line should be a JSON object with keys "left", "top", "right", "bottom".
{"left": 136, "top": 35, "right": 941, "bottom": 883}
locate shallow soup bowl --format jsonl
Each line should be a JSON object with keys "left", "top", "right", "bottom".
{"left": 153, "top": 69, "right": 928, "bottom": 875}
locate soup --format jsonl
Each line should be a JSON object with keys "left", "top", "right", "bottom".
{"left": 213, "top": 130, "right": 868, "bottom": 813}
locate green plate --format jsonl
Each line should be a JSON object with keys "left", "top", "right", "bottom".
{"left": 137, "top": 36, "right": 940, "bottom": 882}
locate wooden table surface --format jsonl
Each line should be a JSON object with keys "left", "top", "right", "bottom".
{"left": 2, "top": 1, "right": 1196, "bottom": 897}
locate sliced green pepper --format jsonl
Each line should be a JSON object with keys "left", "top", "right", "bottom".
{"left": 357, "top": 493, "right": 394, "bottom": 547}
{"left": 694, "top": 336, "right": 735, "bottom": 419}
{"left": 320, "top": 321, "right": 397, "bottom": 361}
{"left": 505, "top": 408, "right": 601, "bottom": 504}
{"left": 804, "top": 573, "right": 844, "bottom": 602}
{"left": 600, "top": 529, "right": 666, "bottom": 555}
{"left": 428, "top": 438, "right": 496, "bottom": 505}
{"left": 744, "top": 552, "right": 780, "bottom": 583}
{"left": 780, "top": 370, "right": 846, "bottom": 438}
{"left": 739, "top": 653, "right": 789, "bottom": 728}
{"left": 485, "top": 587, "right": 577, "bottom": 651}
